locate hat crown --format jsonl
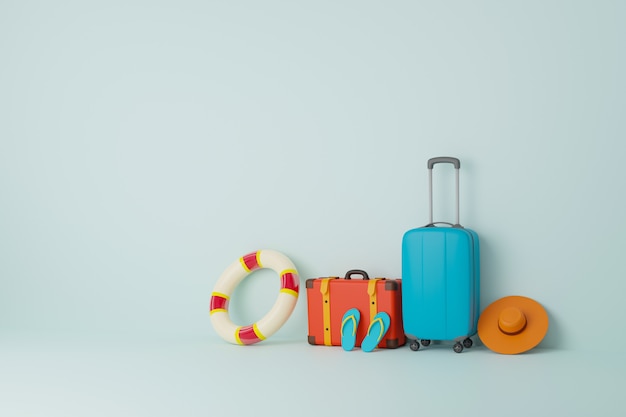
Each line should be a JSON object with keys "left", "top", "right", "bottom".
{"left": 498, "top": 307, "right": 527, "bottom": 335}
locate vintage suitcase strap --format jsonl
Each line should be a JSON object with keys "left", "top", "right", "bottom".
{"left": 367, "top": 279, "right": 382, "bottom": 323}
{"left": 320, "top": 278, "right": 333, "bottom": 346}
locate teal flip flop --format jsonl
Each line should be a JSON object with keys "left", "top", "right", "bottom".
{"left": 361, "top": 312, "right": 391, "bottom": 352}
{"left": 340, "top": 308, "right": 361, "bottom": 351}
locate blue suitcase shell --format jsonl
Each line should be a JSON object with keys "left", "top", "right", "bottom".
{"left": 401, "top": 157, "right": 480, "bottom": 353}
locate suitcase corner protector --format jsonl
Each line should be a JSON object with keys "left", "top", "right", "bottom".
{"left": 384, "top": 280, "right": 399, "bottom": 291}
{"left": 385, "top": 338, "right": 400, "bottom": 349}
{"left": 307, "top": 336, "right": 316, "bottom": 345}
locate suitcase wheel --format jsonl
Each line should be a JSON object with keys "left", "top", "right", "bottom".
{"left": 462, "top": 338, "right": 473, "bottom": 349}
{"left": 421, "top": 339, "right": 431, "bottom": 347}
{"left": 409, "top": 340, "right": 420, "bottom": 351}
{"left": 453, "top": 342, "right": 464, "bottom": 353}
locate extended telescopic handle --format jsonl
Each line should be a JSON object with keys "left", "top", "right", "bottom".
{"left": 428, "top": 157, "right": 460, "bottom": 169}
{"left": 427, "top": 156, "right": 461, "bottom": 227}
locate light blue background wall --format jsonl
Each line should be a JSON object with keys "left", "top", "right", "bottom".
{"left": 2, "top": 0, "right": 625, "bottom": 356}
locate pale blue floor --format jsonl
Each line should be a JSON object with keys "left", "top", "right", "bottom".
{"left": 1, "top": 335, "right": 622, "bottom": 417}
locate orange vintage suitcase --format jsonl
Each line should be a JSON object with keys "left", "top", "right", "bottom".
{"left": 306, "top": 270, "right": 405, "bottom": 349}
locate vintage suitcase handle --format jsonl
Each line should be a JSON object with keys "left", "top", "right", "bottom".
{"left": 344, "top": 270, "right": 370, "bottom": 280}
{"left": 427, "top": 156, "right": 462, "bottom": 227}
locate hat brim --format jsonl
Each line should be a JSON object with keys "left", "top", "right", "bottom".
{"left": 478, "top": 296, "right": 549, "bottom": 354}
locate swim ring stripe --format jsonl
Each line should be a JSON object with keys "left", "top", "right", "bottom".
{"left": 240, "top": 251, "right": 262, "bottom": 272}
{"left": 280, "top": 269, "right": 299, "bottom": 297}
{"left": 209, "top": 292, "right": 230, "bottom": 315}
{"left": 235, "top": 324, "right": 266, "bottom": 345}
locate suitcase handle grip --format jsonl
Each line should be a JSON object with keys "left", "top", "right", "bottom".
{"left": 344, "top": 270, "right": 370, "bottom": 280}
{"left": 427, "top": 156, "right": 461, "bottom": 226}
{"left": 427, "top": 157, "right": 460, "bottom": 169}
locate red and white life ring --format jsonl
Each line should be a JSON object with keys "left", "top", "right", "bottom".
{"left": 209, "top": 249, "right": 300, "bottom": 345}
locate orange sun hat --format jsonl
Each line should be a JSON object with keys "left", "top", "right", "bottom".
{"left": 477, "top": 296, "right": 549, "bottom": 354}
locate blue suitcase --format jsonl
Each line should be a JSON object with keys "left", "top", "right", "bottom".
{"left": 402, "top": 157, "right": 480, "bottom": 353}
